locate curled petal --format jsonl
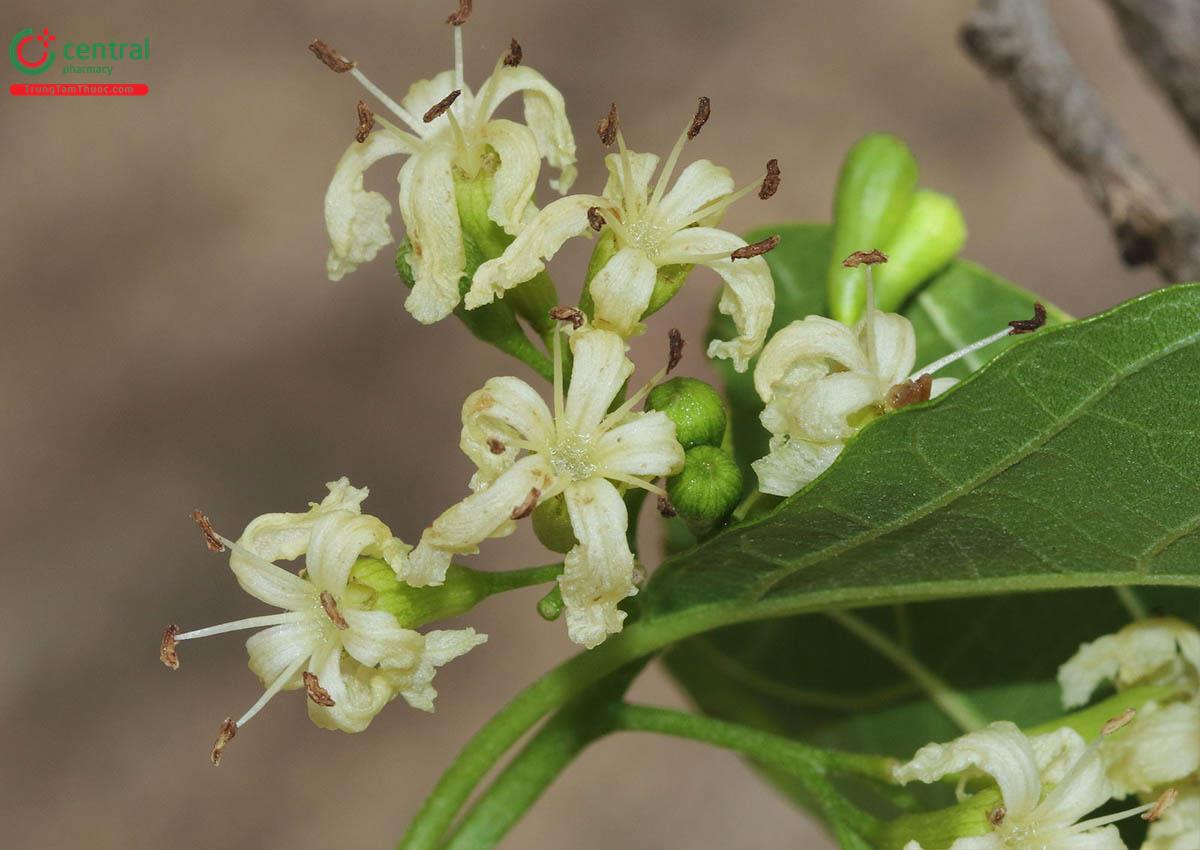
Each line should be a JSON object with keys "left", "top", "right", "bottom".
{"left": 753, "top": 316, "right": 869, "bottom": 403}
{"left": 658, "top": 227, "right": 775, "bottom": 373}
{"left": 894, "top": 721, "right": 1045, "bottom": 819}
{"left": 588, "top": 246, "right": 658, "bottom": 337}
{"left": 751, "top": 436, "right": 843, "bottom": 498}
{"left": 227, "top": 541, "right": 319, "bottom": 611}
{"left": 596, "top": 412, "right": 684, "bottom": 479}
{"left": 474, "top": 66, "right": 576, "bottom": 193}
{"left": 400, "top": 70, "right": 469, "bottom": 126}
{"left": 461, "top": 376, "right": 553, "bottom": 489}
{"left": 859, "top": 308, "right": 917, "bottom": 387}
{"left": 306, "top": 644, "right": 397, "bottom": 733}
{"left": 564, "top": 329, "right": 633, "bottom": 433}
{"left": 390, "top": 628, "right": 488, "bottom": 712}
{"left": 1058, "top": 618, "right": 1200, "bottom": 709}
{"left": 305, "top": 512, "right": 408, "bottom": 595}
{"left": 324, "top": 131, "right": 417, "bottom": 281}
{"left": 482, "top": 119, "right": 541, "bottom": 235}
{"left": 655, "top": 159, "right": 735, "bottom": 231}
{"left": 246, "top": 620, "right": 325, "bottom": 689}
{"left": 602, "top": 150, "right": 659, "bottom": 211}
{"left": 779, "top": 371, "right": 883, "bottom": 443}
{"left": 406, "top": 455, "right": 558, "bottom": 586}
{"left": 1144, "top": 785, "right": 1200, "bottom": 850}
{"left": 467, "top": 194, "right": 605, "bottom": 309}
{"left": 238, "top": 477, "right": 369, "bottom": 565}
{"left": 560, "top": 478, "right": 636, "bottom": 648}
{"left": 340, "top": 609, "right": 424, "bottom": 669}
{"left": 399, "top": 146, "right": 467, "bottom": 324}
{"left": 1101, "top": 701, "right": 1200, "bottom": 798}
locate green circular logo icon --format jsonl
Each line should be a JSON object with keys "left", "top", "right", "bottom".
{"left": 10, "top": 28, "right": 57, "bottom": 76}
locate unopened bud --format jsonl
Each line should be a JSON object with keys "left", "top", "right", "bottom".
{"left": 646, "top": 377, "right": 727, "bottom": 450}
{"left": 666, "top": 445, "right": 743, "bottom": 536}
{"left": 872, "top": 189, "right": 967, "bottom": 312}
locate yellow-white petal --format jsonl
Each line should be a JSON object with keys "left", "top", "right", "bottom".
{"left": 859, "top": 308, "right": 917, "bottom": 387}
{"left": 655, "top": 159, "right": 735, "bottom": 231}
{"left": 753, "top": 316, "right": 870, "bottom": 403}
{"left": 246, "top": 620, "right": 326, "bottom": 689}
{"left": 466, "top": 194, "right": 604, "bottom": 309}
{"left": 324, "top": 132, "right": 418, "bottom": 282}
{"left": 1058, "top": 618, "right": 1200, "bottom": 709}
{"left": 564, "top": 328, "right": 633, "bottom": 434}
{"left": 596, "top": 412, "right": 684, "bottom": 479}
{"left": 305, "top": 512, "right": 408, "bottom": 593}
{"left": 560, "top": 477, "right": 636, "bottom": 648}
{"left": 1102, "top": 700, "right": 1200, "bottom": 797}
{"left": 461, "top": 375, "right": 554, "bottom": 490}
{"left": 400, "top": 70, "right": 469, "bottom": 128}
{"left": 473, "top": 66, "right": 576, "bottom": 193}
{"left": 391, "top": 628, "right": 488, "bottom": 712}
{"left": 341, "top": 609, "right": 423, "bottom": 669}
{"left": 602, "top": 151, "right": 659, "bottom": 211}
{"left": 1144, "top": 785, "right": 1200, "bottom": 850}
{"left": 306, "top": 643, "right": 398, "bottom": 733}
{"left": 751, "top": 436, "right": 843, "bottom": 497}
{"left": 482, "top": 118, "right": 541, "bottom": 235}
{"left": 239, "top": 478, "right": 370, "bottom": 564}
{"left": 657, "top": 227, "right": 775, "bottom": 373}
{"left": 780, "top": 371, "right": 884, "bottom": 443}
{"left": 227, "top": 541, "right": 319, "bottom": 611}
{"left": 398, "top": 146, "right": 467, "bottom": 324}
{"left": 588, "top": 246, "right": 658, "bottom": 337}
{"left": 406, "top": 455, "right": 557, "bottom": 587}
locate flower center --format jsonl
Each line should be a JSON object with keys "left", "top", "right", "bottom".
{"left": 624, "top": 216, "right": 666, "bottom": 257}
{"left": 549, "top": 429, "right": 597, "bottom": 482}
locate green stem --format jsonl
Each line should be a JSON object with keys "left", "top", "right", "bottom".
{"left": 827, "top": 610, "right": 987, "bottom": 733}
{"left": 477, "top": 562, "right": 563, "bottom": 596}
{"left": 1114, "top": 586, "right": 1149, "bottom": 620}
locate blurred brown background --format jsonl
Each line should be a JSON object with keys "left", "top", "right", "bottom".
{"left": 2, "top": 1, "right": 1197, "bottom": 848}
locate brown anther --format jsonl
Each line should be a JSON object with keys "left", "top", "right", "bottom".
{"left": 355, "top": 100, "right": 375, "bottom": 143}
{"left": 423, "top": 89, "right": 462, "bottom": 123}
{"left": 687, "top": 96, "right": 711, "bottom": 140}
{"left": 597, "top": 102, "right": 619, "bottom": 147}
{"left": 160, "top": 624, "right": 180, "bottom": 670}
{"left": 303, "top": 671, "right": 336, "bottom": 707}
{"left": 657, "top": 495, "right": 677, "bottom": 518}
{"left": 320, "top": 590, "right": 349, "bottom": 630}
{"left": 510, "top": 488, "right": 541, "bottom": 520}
{"left": 886, "top": 374, "right": 933, "bottom": 411}
{"left": 1101, "top": 707, "right": 1137, "bottom": 736}
{"left": 1142, "top": 787, "right": 1178, "bottom": 822}
{"left": 549, "top": 305, "right": 584, "bottom": 329}
{"left": 842, "top": 249, "right": 889, "bottom": 268}
{"left": 667, "top": 328, "right": 685, "bottom": 373}
{"left": 988, "top": 806, "right": 1007, "bottom": 828}
{"left": 759, "top": 158, "right": 781, "bottom": 200}
{"left": 446, "top": 0, "right": 473, "bottom": 26}
{"left": 731, "top": 235, "right": 781, "bottom": 260}
{"left": 308, "top": 39, "right": 355, "bottom": 73}
{"left": 587, "top": 206, "right": 607, "bottom": 232}
{"left": 503, "top": 38, "right": 523, "bottom": 67}
{"left": 487, "top": 437, "right": 506, "bottom": 455}
{"left": 191, "top": 510, "right": 225, "bottom": 552}
{"left": 1008, "top": 302, "right": 1047, "bottom": 335}
{"left": 210, "top": 718, "right": 237, "bottom": 766}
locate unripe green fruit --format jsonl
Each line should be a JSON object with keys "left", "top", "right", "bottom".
{"left": 873, "top": 189, "right": 967, "bottom": 312}
{"left": 667, "top": 445, "right": 743, "bottom": 535}
{"left": 532, "top": 493, "right": 578, "bottom": 554}
{"left": 827, "top": 134, "right": 919, "bottom": 324}
{"left": 645, "top": 377, "right": 727, "bottom": 449}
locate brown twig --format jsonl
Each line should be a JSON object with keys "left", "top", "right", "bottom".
{"left": 961, "top": 0, "right": 1200, "bottom": 281}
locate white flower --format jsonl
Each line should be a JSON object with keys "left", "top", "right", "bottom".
{"left": 894, "top": 720, "right": 1161, "bottom": 850}
{"left": 1059, "top": 618, "right": 1200, "bottom": 709}
{"left": 466, "top": 103, "right": 777, "bottom": 371}
{"left": 1100, "top": 701, "right": 1200, "bottom": 798}
{"left": 1144, "top": 785, "right": 1200, "bottom": 850}
{"left": 315, "top": 27, "right": 576, "bottom": 324}
{"left": 406, "top": 323, "right": 684, "bottom": 648}
{"left": 164, "top": 479, "right": 486, "bottom": 760}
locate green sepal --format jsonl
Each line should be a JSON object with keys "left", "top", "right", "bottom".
{"left": 349, "top": 557, "right": 489, "bottom": 629}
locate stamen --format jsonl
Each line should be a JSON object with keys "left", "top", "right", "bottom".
{"left": 487, "top": 437, "right": 506, "bottom": 454}
{"left": 657, "top": 494, "right": 678, "bottom": 518}
{"left": 1101, "top": 707, "right": 1137, "bottom": 735}
{"left": 731, "top": 235, "right": 781, "bottom": 260}
{"left": 606, "top": 471, "right": 668, "bottom": 497}
{"left": 453, "top": 23, "right": 464, "bottom": 93}
{"left": 423, "top": 89, "right": 462, "bottom": 123}
{"left": 552, "top": 325, "right": 565, "bottom": 424}
{"left": 348, "top": 68, "right": 424, "bottom": 134}
{"left": 600, "top": 367, "right": 669, "bottom": 433}
{"left": 549, "top": 305, "right": 584, "bottom": 329}
{"left": 232, "top": 654, "right": 309, "bottom": 735}
{"left": 355, "top": 100, "right": 375, "bottom": 143}
{"left": 672, "top": 179, "right": 759, "bottom": 229}
{"left": 615, "top": 130, "right": 642, "bottom": 214}
{"left": 192, "top": 509, "right": 225, "bottom": 552}
{"left": 600, "top": 209, "right": 636, "bottom": 245}
{"left": 687, "top": 96, "right": 711, "bottom": 140}
{"left": 886, "top": 374, "right": 933, "bottom": 411}
{"left": 1143, "top": 788, "right": 1178, "bottom": 823}
{"left": 596, "top": 102, "right": 619, "bottom": 146}
{"left": 1070, "top": 793, "right": 1167, "bottom": 833}
{"left": 160, "top": 624, "right": 180, "bottom": 670}
{"left": 174, "top": 612, "right": 309, "bottom": 642}
{"left": 667, "top": 328, "right": 685, "bottom": 373}
{"left": 510, "top": 488, "right": 541, "bottom": 520}
{"left": 446, "top": 0, "right": 473, "bottom": 25}
{"left": 302, "top": 672, "right": 336, "bottom": 707}
{"left": 503, "top": 38, "right": 522, "bottom": 67}
{"left": 842, "top": 249, "right": 888, "bottom": 267}
{"left": 759, "top": 159, "right": 781, "bottom": 200}
{"left": 210, "top": 717, "right": 237, "bottom": 766}
{"left": 308, "top": 39, "right": 355, "bottom": 73}
{"left": 587, "top": 206, "right": 607, "bottom": 232}
{"left": 320, "top": 591, "right": 349, "bottom": 630}
{"left": 1009, "top": 302, "right": 1047, "bottom": 334}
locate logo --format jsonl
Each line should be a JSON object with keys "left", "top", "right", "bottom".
{"left": 9, "top": 27, "right": 56, "bottom": 76}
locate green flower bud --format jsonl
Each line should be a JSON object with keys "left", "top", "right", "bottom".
{"left": 349, "top": 557, "right": 489, "bottom": 629}
{"left": 667, "top": 445, "right": 743, "bottom": 536}
{"left": 532, "top": 493, "right": 578, "bottom": 554}
{"left": 645, "top": 377, "right": 727, "bottom": 449}
{"left": 873, "top": 189, "right": 967, "bottom": 312}
{"left": 536, "top": 585, "right": 565, "bottom": 621}
{"left": 827, "top": 134, "right": 919, "bottom": 324}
